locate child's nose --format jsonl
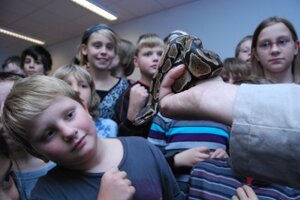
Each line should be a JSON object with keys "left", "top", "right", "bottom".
{"left": 100, "top": 46, "right": 108, "bottom": 54}
{"left": 29, "top": 61, "right": 35, "bottom": 68}
{"left": 61, "top": 126, "right": 78, "bottom": 142}
{"left": 153, "top": 55, "right": 160, "bottom": 61}
{"left": 72, "top": 85, "right": 79, "bottom": 92}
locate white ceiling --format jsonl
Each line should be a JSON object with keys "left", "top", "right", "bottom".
{"left": 0, "top": 0, "right": 197, "bottom": 61}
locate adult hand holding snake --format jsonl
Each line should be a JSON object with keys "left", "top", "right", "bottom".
{"left": 159, "top": 64, "right": 237, "bottom": 125}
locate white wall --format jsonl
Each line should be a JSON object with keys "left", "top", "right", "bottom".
{"left": 48, "top": 0, "right": 300, "bottom": 80}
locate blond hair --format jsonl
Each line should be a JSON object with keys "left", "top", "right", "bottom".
{"left": 53, "top": 64, "right": 100, "bottom": 118}
{"left": 135, "top": 33, "right": 165, "bottom": 56}
{"left": 1, "top": 75, "right": 82, "bottom": 160}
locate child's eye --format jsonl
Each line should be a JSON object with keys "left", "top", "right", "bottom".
{"left": 42, "top": 129, "right": 55, "bottom": 141}
{"left": 157, "top": 51, "right": 163, "bottom": 57}
{"left": 106, "top": 44, "right": 114, "bottom": 51}
{"left": 93, "top": 42, "right": 103, "bottom": 48}
{"left": 66, "top": 110, "right": 75, "bottom": 120}
{"left": 258, "top": 41, "right": 271, "bottom": 49}
{"left": 1, "top": 173, "right": 14, "bottom": 190}
{"left": 35, "top": 60, "right": 42, "bottom": 65}
{"left": 277, "top": 38, "right": 290, "bottom": 47}
{"left": 24, "top": 59, "right": 31, "bottom": 64}
{"left": 144, "top": 52, "right": 152, "bottom": 56}
{"left": 47, "top": 130, "right": 55, "bottom": 137}
{"left": 240, "top": 48, "right": 250, "bottom": 53}
{"left": 80, "top": 83, "right": 89, "bottom": 89}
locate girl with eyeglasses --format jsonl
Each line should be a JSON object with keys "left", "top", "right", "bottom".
{"left": 251, "top": 16, "right": 300, "bottom": 83}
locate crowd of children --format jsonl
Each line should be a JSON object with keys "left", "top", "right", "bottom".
{"left": 1, "top": 16, "right": 300, "bottom": 200}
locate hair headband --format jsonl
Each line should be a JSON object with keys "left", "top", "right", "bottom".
{"left": 81, "top": 24, "right": 115, "bottom": 44}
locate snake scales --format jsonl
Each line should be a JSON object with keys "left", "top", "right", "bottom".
{"left": 133, "top": 35, "right": 223, "bottom": 126}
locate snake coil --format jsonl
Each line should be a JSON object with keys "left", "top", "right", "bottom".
{"left": 133, "top": 35, "right": 223, "bottom": 126}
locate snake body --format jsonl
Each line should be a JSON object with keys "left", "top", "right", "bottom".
{"left": 133, "top": 35, "right": 223, "bottom": 126}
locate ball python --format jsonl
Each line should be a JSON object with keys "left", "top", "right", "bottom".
{"left": 133, "top": 35, "right": 223, "bottom": 126}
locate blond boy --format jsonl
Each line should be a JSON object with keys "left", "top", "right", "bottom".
{"left": 2, "top": 75, "right": 183, "bottom": 200}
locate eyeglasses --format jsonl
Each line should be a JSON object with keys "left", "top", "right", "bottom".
{"left": 257, "top": 37, "right": 292, "bottom": 51}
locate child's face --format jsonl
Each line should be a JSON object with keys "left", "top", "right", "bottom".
{"left": 255, "top": 22, "right": 298, "bottom": 77}
{"left": 0, "top": 154, "right": 19, "bottom": 200}
{"left": 134, "top": 46, "right": 164, "bottom": 78}
{"left": 82, "top": 31, "right": 116, "bottom": 71}
{"left": 27, "top": 96, "right": 98, "bottom": 169}
{"left": 237, "top": 39, "right": 252, "bottom": 63}
{"left": 23, "top": 55, "right": 45, "bottom": 76}
{"left": 64, "top": 75, "right": 92, "bottom": 108}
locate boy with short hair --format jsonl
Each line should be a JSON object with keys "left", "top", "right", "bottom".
{"left": 21, "top": 45, "right": 52, "bottom": 76}
{"left": 114, "top": 33, "right": 165, "bottom": 137}
{"left": 2, "top": 75, "right": 183, "bottom": 200}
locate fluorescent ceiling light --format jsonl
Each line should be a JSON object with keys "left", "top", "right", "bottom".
{"left": 0, "top": 28, "right": 45, "bottom": 45}
{"left": 71, "top": 0, "right": 117, "bottom": 21}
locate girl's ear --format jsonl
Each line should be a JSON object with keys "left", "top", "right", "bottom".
{"left": 133, "top": 56, "right": 139, "bottom": 68}
{"left": 81, "top": 44, "right": 87, "bottom": 56}
{"left": 294, "top": 40, "right": 300, "bottom": 55}
{"left": 253, "top": 49, "right": 259, "bottom": 61}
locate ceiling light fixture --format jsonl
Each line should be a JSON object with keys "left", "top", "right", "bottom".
{"left": 0, "top": 28, "right": 45, "bottom": 45}
{"left": 71, "top": 0, "right": 117, "bottom": 21}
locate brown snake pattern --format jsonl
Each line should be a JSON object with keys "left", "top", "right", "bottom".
{"left": 133, "top": 35, "right": 223, "bottom": 126}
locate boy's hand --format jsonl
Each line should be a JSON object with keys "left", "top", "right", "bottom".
{"left": 209, "top": 148, "right": 229, "bottom": 159}
{"left": 98, "top": 168, "right": 135, "bottom": 200}
{"left": 127, "top": 84, "right": 149, "bottom": 122}
{"left": 232, "top": 185, "right": 258, "bottom": 200}
{"left": 174, "top": 147, "right": 210, "bottom": 167}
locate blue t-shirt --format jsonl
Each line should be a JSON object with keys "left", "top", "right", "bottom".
{"left": 30, "top": 137, "right": 184, "bottom": 200}
{"left": 15, "top": 162, "right": 56, "bottom": 200}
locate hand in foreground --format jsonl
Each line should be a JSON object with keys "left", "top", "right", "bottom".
{"left": 209, "top": 148, "right": 229, "bottom": 159}
{"left": 159, "top": 64, "right": 186, "bottom": 107}
{"left": 159, "top": 63, "right": 236, "bottom": 125}
{"left": 98, "top": 168, "right": 135, "bottom": 200}
{"left": 174, "top": 147, "right": 211, "bottom": 167}
{"left": 232, "top": 185, "right": 258, "bottom": 200}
